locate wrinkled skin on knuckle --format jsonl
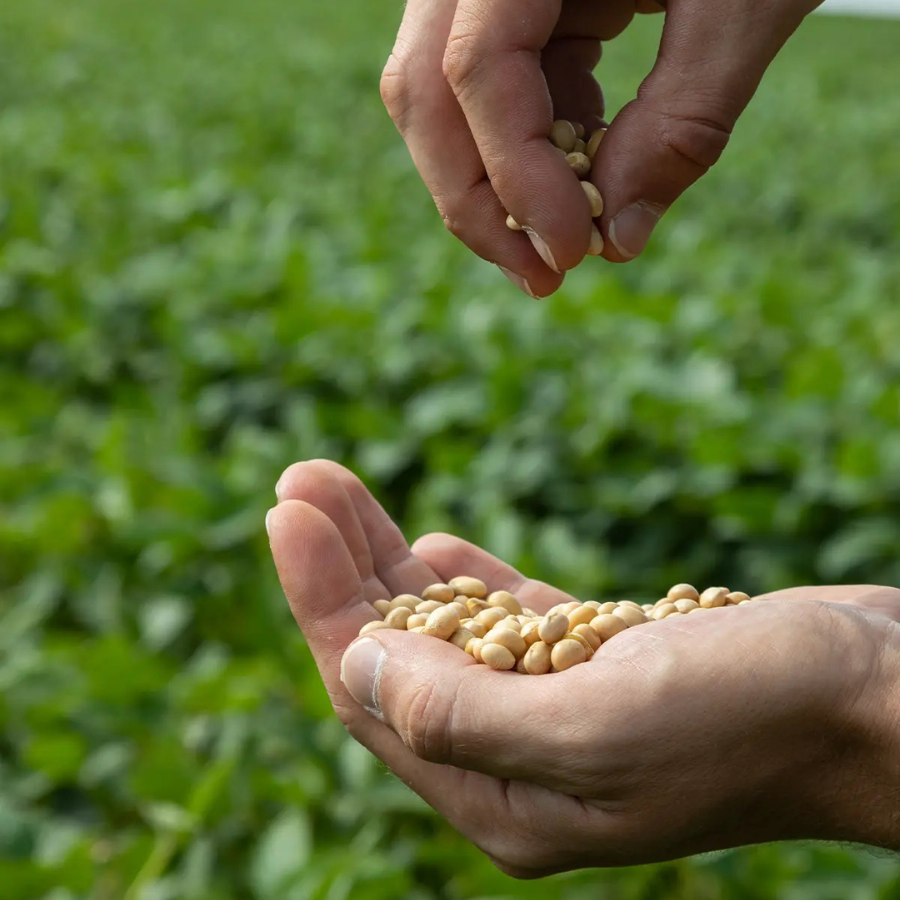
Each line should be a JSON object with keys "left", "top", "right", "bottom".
{"left": 442, "top": 27, "right": 486, "bottom": 98}
{"left": 380, "top": 53, "right": 412, "bottom": 129}
{"left": 437, "top": 201, "right": 467, "bottom": 240}
{"left": 658, "top": 109, "right": 732, "bottom": 174}
{"left": 402, "top": 679, "right": 455, "bottom": 764}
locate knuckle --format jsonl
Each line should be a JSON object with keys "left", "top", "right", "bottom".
{"left": 437, "top": 201, "right": 466, "bottom": 240}
{"left": 379, "top": 53, "right": 412, "bottom": 129}
{"left": 403, "top": 680, "right": 455, "bottom": 764}
{"left": 442, "top": 28, "right": 486, "bottom": 97}
{"left": 483, "top": 840, "right": 551, "bottom": 879}
{"left": 659, "top": 109, "right": 732, "bottom": 173}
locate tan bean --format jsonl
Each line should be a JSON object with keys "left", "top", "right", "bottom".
{"left": 727, "top": 592, "right": 751, "bottom": 604}
{"left": 423, "top": 606, "right": 460, "bottom": 640}
{"left": 487, "top": 590, "right": 524, "bottom": 615}
{"left": 653, "top": 602, "right": 678, "bottom": 620}
{"left": 406, "top": 613, "right": 429, "bottom": 630}
{"left": 551, "top": 639, "right": 587, "bottom": 671}
{"left": 587, "top": 224, "right": 604, "bottom": 256}
{"left": 572, "top": 137, "right": 587, "bottom": 154}
{"left": 581, "top": 181, "right": 604, "bottom": 217}
{"left": 516, "top": 657, "right": 529, "bottom": 674}
{"left": 738, "top": 599, "right": 753, "bottom": 605}
{"left": 538, "top": 613, "right": 570, "bottom": 645}
{"left": 421, "top": 583, "right": 455, "bottom": 604}
{"left": 567, "top": 605, "right": 597, "bottom": 629}
{"left": 521, "top": 607, "right": 538, "bottom": 617}
{"left": 390, "top": 594, "right": 421, "bottom": 611}
{"left": 485, "top": 628, "right": 527, "bottom": 660}
{"left": 550, "top": 119, "right": 577, "bottom": 153}
{"left": 520, "top": 621, "right": 542, "bottom": 646}
{"left": 573, "top": 121, "right": 585, "bottom": 140}
{"left": 667, "top": 583, "right": 700, "bottom": 603}
{"left": 415, "top": 599, "right": 446, "bottom": 615}
{"left": 565, "top": 632, "right": 594, "bottom": 658}
{"left": 699, "top": 587, "right": 728, "bottom": 609}
{"left": 449, "top": 627, "right": 476, "bottom": 650}
{"left": 590, "top": 613, "right": 628, "bottom": 642}
{"left": 446, "top": 601, "right": 469, "bottom": 619}
{"left": 466, "top": 637, "right": 484, "bottom": 661}
{"left": 573, "top": 623, "right": 601, "bottom": 651}
{"left": 475, "top": 607, "right": 509, "bottom": 630}
{"left": 384, "top": 607, "right": 413, "bottom": 629}
{"left": 523, "top": 641, "right": 552, "bottom": 675}
{"left": 583, "top": 600, "right": 601, "bottom": 610}
{"left": 495, "top": 616, "right": 523, "bottom": 634}
{"left": 465, "top": 597, "right": 490, "bottom": 616}
{"left": 560, "top": 601, "right": 581, "bottom": 615}
{"left": 506, "top": 214, "right": 522, "bottom": 231}
{"left": 596, "top": 601, "right": 618, "bottom": 616}
{"left": 409, "top": 625, "right": 426, "bottom": 633}
{"left": 566, "top": 152, "right": 591, "bottom": 178}
{"left": 465, "top": 620, "right": 487, "bottom": 639}
{"left": 614, "top": 606, "right": 647, "bottom": 627}
{"left": 586, "top": 128, "right": 606, "bottom": 160}
{"left": 674, "top": 598, "right": 700, "bottom": 614}
{"left": 618, "top": 600, "right": 644, "bottom": 611}
{"left": 481, "top": 642, "right": 517, "bottom": 671}
{"left": 359, "top": 620, "right": 391, "bottom": 635}
{"left": 642, "top": 603, "right": 656, "bottom": 613}
{"left": 449, "top": 576, "right": 488, "bottom": 599}
{"left": 373, "top": 599, "right": 392, "bottom": 617}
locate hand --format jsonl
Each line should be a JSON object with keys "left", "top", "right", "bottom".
{"left": 267, "top": 460, "right": 900, "bottom": 875}
{"left": 380, "top": 0, "right": 822, "bottom": 297}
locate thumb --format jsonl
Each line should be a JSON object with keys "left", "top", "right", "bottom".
{"left": 598, "top": 0, "right": 820, "bottom": 261}
{"left": 339, "top": 631, "right": 564, "bottom": 780}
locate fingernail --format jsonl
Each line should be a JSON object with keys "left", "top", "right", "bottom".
{"left": 265, "top": 507, "right": 275, "bottom": 536}
{"left": 609, "top": 203, "right": 662, "bottom": 260}
{"left": 340, "top": 638, "right": 386, "bottom": 719}
{"left": 522, "top": 227, "right": 561, "bottom": 274}
{"left": 497, "top": 266, "right": 537, "bottom": 299}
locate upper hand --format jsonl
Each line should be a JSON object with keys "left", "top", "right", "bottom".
{"left": 267, "top": 460, "right": 900, "bottom": 876}
{"left": 381, "top": 0, "right": 822, "bottom": 297}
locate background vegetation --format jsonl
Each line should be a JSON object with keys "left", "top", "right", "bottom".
{"left": 2, "top": 0, "right": 900, "bottom": 897}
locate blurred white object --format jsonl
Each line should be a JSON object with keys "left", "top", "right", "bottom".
{"left": 818, "top": 0, "right": 900, "bottom": 15}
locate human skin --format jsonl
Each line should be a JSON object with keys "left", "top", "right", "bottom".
{"left": 266, "top": 460, "right": 900, "bottom": 877}
{"left": 380, "top": 0, "right": 823, "bottom": 297}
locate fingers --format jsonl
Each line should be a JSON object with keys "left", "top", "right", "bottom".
{"left": 274, "top": 461, "right": 389, "bottom": 603}
{"left": 412, "top": 532, "right": 577, "bottom": 614}
{"left": 755, "top": 585, "right": 900, "bottom": 623}
{"left": 381, "top": 0, "right": 564, "bottom": 297}
{"left": 443, "top": 0, "right": 600, "bottom": 274}
{"left": 267, "top": 499, "right": 507, "bottom": 831}
{"left": 597, "top": 0, "right": 817, "bottom": 262}
{"left": 276, "top": 460, "right": 439, "bottom": 598}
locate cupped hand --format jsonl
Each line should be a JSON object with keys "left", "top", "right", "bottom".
{"left": 380, "top": 0, "right": 823, "bottom": 296}
{"left": 267, "top": 460, "right": 900, "bottom": 875}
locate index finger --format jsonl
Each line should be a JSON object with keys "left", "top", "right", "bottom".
{"left": 442, "top": 0, "right": 601, "bottom": 272}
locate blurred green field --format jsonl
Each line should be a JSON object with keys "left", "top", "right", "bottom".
{"left": 3, "top": 0, "right": 900, "bottom": 897}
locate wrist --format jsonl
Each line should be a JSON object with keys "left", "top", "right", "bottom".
{"left": 817, "top": 611, "right": 900, "bottom": 850}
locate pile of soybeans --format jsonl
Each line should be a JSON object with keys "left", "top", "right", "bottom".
{"left": 359, "top": 576, "right": 754, "bottom": 674}
{"left": 506, "top": 119, "right": 606, "bottom": 257}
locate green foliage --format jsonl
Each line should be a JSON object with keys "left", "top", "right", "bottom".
{"left": 2, "top": 0, "right": 900, "bottom": 896}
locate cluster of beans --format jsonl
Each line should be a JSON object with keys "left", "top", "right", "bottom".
{"left": 358, "top": 577, "right": 754, "bottom": 674}
{"left": 506, "top": 119, "right": 607, "bottom": 257}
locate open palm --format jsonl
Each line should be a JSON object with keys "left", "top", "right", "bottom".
{"left": 267, "top": 460, "right": 900, "bottom": 874}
